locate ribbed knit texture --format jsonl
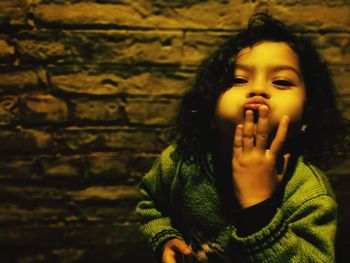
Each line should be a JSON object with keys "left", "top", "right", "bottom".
{"left": 136, "top": 145, "right": 337, "bottom": 262}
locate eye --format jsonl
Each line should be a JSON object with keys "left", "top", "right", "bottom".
{"left": 272, "top": 79, "right": 294, "bottom": 88}
{"left": 233, "top": 77, "right": 248, "bottom": 85}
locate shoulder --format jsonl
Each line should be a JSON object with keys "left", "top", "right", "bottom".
{"left": 282, "top": 156, "right": 336, "bottom": 208}
{"left": 157, "top": 144, "right": 182, "bottom": 169}
{"left": 147, "top": 144, "right": 184, "bottom": 182}
{"left": 139, "top": 145, "right": 182, "bottom": 191}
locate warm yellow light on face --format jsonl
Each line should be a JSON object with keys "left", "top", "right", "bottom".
{"left": 215, "top": 41, "right": 306, "bottom": 134}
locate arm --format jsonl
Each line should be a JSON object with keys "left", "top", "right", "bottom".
{"left": 229, "top": 194, "right": 337, "bottom": 262}
{"left": 232, "top": 106, "right": 289, "bottom": 208}
{"left": 136, "top": 146, "right": 191, "bottom": 262}
{"left": 228, "top": 105, "right": 337, "bottom": 261}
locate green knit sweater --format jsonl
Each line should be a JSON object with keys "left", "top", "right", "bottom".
{"left": 136, "top": 145, "right": 337, "bottom": 262}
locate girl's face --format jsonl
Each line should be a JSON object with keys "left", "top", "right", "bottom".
{"left": 215, "top": 41, "right": 306, "bottom": 135}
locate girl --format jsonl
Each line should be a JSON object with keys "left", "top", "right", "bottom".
{"left": 136, "top": 13, "right": 348, "bottom": 263}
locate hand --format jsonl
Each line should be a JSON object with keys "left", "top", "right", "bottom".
{"left": 162, "top": 239, "right": 192, "bottom": 263}
{"left": 232, "top": 105, "right": 290, "bottom": 208}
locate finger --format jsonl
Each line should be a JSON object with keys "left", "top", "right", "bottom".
{"left": 270, "top": 115, "right": 289, "bottom": 155}
{"left": 243, "top": 110, "right": 255, "bottom": 152}
{"left": 278, "top": 153, "right": 290, "bottom": 182}
{"left": 172, "top": 240, "right": 192, "bottom": 255}
{"left": 162, "top": 247, "right": 176, "bottom": 263}
{"left": 256, "top": 105, "right": 269, "bottom": 150}
{"left": 281, "top": 153, "right": 290, "bottom": 176}
{"left": 233, "top": 124, "right": 243, "bottom": 154}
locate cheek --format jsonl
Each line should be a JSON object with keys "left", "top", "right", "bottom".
{"left": 215, "top": 90, "right": 243, "bottom": 121}
{"left": 270, "top": 98, "right": 305, "bottom": 126}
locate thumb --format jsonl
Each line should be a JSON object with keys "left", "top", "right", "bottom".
{"left": 172, "top": 239, "right": 192, "bottom": 255}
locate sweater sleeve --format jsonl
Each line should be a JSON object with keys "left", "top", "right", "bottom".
{"left": 136, "top": 146, "right": 184, "bottom": 258}
{"left": 229, "top": 194, "right": 337, "bottom": 262}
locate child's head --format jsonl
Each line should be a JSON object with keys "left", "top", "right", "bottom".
{"left": 215, "top": 40, "right": 306, "bottom": 138}
{"left": 175, "top": 12, "right": 348, "bottom": 170}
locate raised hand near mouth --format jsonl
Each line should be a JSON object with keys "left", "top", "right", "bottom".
{"left": 232, "top": 105, "right": 290, "bottom": 208}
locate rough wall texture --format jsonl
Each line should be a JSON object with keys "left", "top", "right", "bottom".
{"left": 0, "top": 0, "right": 349, "bottom": 262}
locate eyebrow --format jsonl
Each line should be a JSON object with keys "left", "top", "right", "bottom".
{"left": 235, "top": 64, "right": 303, "bottom": 80}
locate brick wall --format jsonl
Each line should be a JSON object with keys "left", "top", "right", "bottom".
{"left": 0, "top": 0, "right": 349, "bottom": 262}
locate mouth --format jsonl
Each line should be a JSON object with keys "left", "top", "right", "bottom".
{"left": 243, "top": 103, "right": 267, "bottom": 111}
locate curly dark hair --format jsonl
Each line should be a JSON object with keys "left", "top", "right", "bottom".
{"left": 173, "top": 12, "right": 348, "bottom": 172}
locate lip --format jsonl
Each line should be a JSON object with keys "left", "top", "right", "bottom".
{"left": 243, "top": 98, "right": 269, "bottom": 111}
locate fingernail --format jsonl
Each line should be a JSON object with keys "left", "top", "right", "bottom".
{"left": 259, "top": 105, "right": 268, "bottom": 111}
{"left": 283, "top": 115, "right": 289, "bottom": 122}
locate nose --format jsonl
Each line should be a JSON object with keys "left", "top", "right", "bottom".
{"left": 247, "top": 81, "right": 270, "bottom": 99}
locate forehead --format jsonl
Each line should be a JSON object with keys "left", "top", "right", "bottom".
{"left": 236, "top": 41, "right": 300, "bottom": 68}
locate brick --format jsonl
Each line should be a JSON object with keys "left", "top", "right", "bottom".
{"left": 0, "top": 128, "right": 52, "bottom": 154}
{"left": 70, "top": 97, "right": 125, "bottom": 123}
{"left": 39, "top": 155, "right": 81, "bottom": 178}
{"left": 17, "top": 39, "right": 70, "bottom": 63}
{"left": 34, "top": 3, "right": 143, "bottom": 27}
{"left": 0, "top": 204, "right": 70, "bottom": 225}
{"left": 16, "top": 29, "right": 184, "bottom": 64}
{"left": 184, "top": 31, "right": 231, "bottom": 65}
{"left": 0, "top": 96, "right": 19, "bottom": 125}
{"left": 126, "top": 69, "right": 192, "bottom": 96}
{"left": 0, "top": 152, "right": 151, "bottom": 184}
{"left": 268, "top": 4, "right": 350, "bottom": 31}
{"left": 128, "top": 152, "right": 158, "bottom": 177}
{"left": 0, "top": 38, "right": 15, "bottom": 62}
{"left": 86, "top": 152, "right": 130, "bottom": 180}
{"left": 0, "top": 198, "right": 138, "bottom": 225}
{"left": 17, "top": 30, "right": 349, "bottom": 67}
{"left": 34, "top": 2, "right": 256, "bottom": 30}
{"left": 0, "top": 224, "right": 144, "bottom": 247}
{"left": 0, "top": 156, "right": 36, "bottom": 179}
{"left": 34, "top": 2, "right": 350, "bottom": 31}
{"left": 50, "top": 68, "right": 192, "bottom": 96}
{"left": 87, "top": 152, "right": 141, "bottom": 176}
{"left": 0, "top": 186, "right": 68, "bottom": 209}
{"left": 0, "top": 68, "right": 47, "bottom": 94}
{"left": 307, "top": 34, "right": 350, "bottom": 65}
{"left": 0, "top": 127, "right": 167, "bottom": 154}
{"left": 20, "top": 93, "right": 68, "bottom": 123}
{"left": 53, "top": 127, "right": 167, "bottom": 153}
{"left": 85, "top": 151, "right": 156, "bottom": 184}
{"left": 0, "top": 244, "right": 153, "bottom": 263}
{"left": 184, "top": 31, "right": 350, "bottom": 66}
{"left": 14, "top": 249, "right": 85, "bottom": 263}
{"left": 0, "top": 188, "right": 140, "bottom": 225}
{"left": 0, "top": 184, "right": 140, "bottom": 206}
{"left": 0, "top": 0, "right": 29, "bottom": 26}
{"left": 271, "top": 0, "right": 349, "bottom": 5}
{"left": 67, "top": 186, "right": 140, "bottom": 202}
{"left": 119, "top": 30, "right": 184, "bottom": 64}
{"left": 78, "top": 205, "right": 139, "bottom": 223}
{"left": 126, "top": 98, "right": 180, "bottom": 125}
{"left": 50, "top": 72, "right": 126, "bottom": 95}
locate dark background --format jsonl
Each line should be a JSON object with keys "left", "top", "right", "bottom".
{"left": 0, "top": 0, "right": 349, "bottom": 262}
